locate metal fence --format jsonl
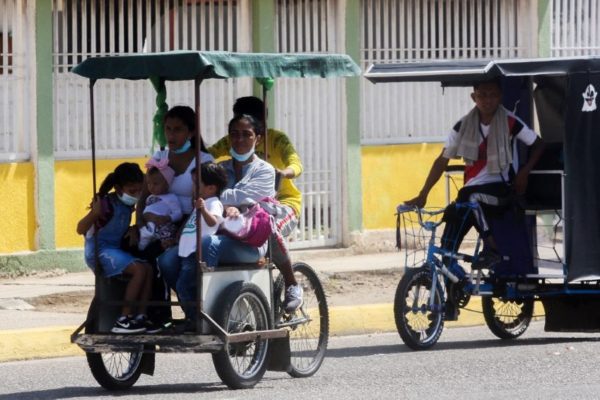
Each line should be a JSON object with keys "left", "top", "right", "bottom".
{"left": 275, "top": 0, "right": 345, "bottom": 247}
{"left": 551, "top": 0, "right": 600, "bottom": 56}
{"left": 52, "top": 0, "right": 252, "bottom": 160}
{"left": 360, "top": 0, "right": 536, "bottom": 145}
{"left": 0, "top": 0, "right": 33, "bottom": 162}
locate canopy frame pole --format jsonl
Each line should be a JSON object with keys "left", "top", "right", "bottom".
{"left": 88, "top": 79, "right": 103, "bottom": 279}
{"left": 194, "top": 77, "right": 207, "bottom": 333}
{"left": 262, "top": 84, "right": 269, "bottom": 160}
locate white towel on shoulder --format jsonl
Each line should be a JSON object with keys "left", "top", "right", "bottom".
{"left": 443, "top": 106, "right": 512, "bottom": 174}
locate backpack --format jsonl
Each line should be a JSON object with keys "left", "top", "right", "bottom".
{"left": 222, "top": 200, "right": 275, "bottom": 247}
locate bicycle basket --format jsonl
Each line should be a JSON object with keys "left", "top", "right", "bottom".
{"left": 396, "top": 203, "right": 478, "bottom": 269}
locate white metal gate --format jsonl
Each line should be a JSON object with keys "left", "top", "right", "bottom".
{"left": 551, "top": 0, "right": 600, "bottom": 56}
{"left": 360, "top": 0, "right": 536, "bottom": 145}
{"left": 52, "top": 0, "right": 252, "bottom": 159}
{"left": 0, "top": 0, "right": 34, "bottom": 162}
{"left": 275, "top": 0, "right": 346, "bottom": 248}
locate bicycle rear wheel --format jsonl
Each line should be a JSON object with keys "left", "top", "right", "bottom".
{"left": 482, "top": 296, "right": 533, "bottom": 339}
{"left": 394, "top": 266, "right": 445, "bottom": 350}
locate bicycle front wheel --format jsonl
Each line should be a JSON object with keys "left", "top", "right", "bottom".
{"left": 273, "top": 262, "right": 329, "bottom": 378}
{"left": 394, "top": 266, "right": 445, "bottom": 350}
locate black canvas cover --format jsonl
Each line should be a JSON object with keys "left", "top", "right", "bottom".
{"left": 365, "top": 56, "right": 600, "bottom": 280}
{"left": 565, "top": 73, "right": 600, "bottom": 281}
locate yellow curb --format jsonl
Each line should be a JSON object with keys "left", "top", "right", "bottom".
{"left": 0, "top": 301, "right": 546, "bottom": 362}
{"left": 0, "top": 326, "right": 83, "bottom": 362}
{"left": 330, "top": 299, "right": 546, "bottom": 335}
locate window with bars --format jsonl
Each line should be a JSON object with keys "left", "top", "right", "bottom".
{"left": 276, "top": 0, "right": 332, "bottom": 53}
{"left": 52, "top": 0, "right": 251, "bottom": 159}
{"left": 360, "top": 0, "right": 535, "bottom": 145}
{"left": 0, "top": 32, "right": 12, "bottom": 75}
{"left": 362, "top": 0, "right": 523, "bottom": 63}
{"left": 552, "top": 0, "right": 600, "bottom": 56}
{"left": 53, "top": 0, "right": 241, "bottom": 73}
{"left": 0, "top": 0, "right": 33, "bottom": 162}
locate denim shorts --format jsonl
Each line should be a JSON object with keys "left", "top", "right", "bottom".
{"left": 85, "top": 247, "right": 140, "bottom": 277}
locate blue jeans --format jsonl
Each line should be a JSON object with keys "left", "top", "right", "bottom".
{"left": 157, "top": 236, "right": 262, "bottom": 319}
{"left": 157, "top": 246, "right": 180, "bottom": 291}
{"left": 203, "top": 235, "right": 263, "bottom": 267}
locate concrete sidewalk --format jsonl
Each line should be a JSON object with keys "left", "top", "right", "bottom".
{"left": 0, "top": 249, "right": 491, "bottom": 362}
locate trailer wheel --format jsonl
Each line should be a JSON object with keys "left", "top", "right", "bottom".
{"left": 84, "top": 298, "right": 152, "bottom": 391}
{"left": 212, "top": 281, "right": 272, "bottom": 389}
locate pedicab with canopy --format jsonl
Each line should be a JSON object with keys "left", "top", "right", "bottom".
{"left": 365, "top": 56, "right": 600, "bottom": 349}
{"left": 69, "top": 51, "right": 360, "bottom": 389}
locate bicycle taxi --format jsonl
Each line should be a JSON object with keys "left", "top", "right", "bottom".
{"left": 69, "top": 51, "right": 360, "bottom": 389}
{"left": 365, "top": 56, "right": 600, "bottom": 349}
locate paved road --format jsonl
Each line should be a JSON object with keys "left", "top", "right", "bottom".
{"left": 2, "top": 322, "right": 600, "bottom": 400}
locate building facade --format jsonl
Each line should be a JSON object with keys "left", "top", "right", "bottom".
{"left": 0, "top": 0, "right": 596, "bottom": 273}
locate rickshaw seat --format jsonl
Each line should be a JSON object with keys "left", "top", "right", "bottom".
{"left": 214, "top": 262, "right": 265, "bottom": 270}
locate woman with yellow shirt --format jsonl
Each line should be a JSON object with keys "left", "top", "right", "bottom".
{"left": 208, "top": 96, "right": 304, "bottom": 312}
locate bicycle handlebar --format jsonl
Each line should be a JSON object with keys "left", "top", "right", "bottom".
{"left": 396, "top": 202, "right": 479, "bottom": 231}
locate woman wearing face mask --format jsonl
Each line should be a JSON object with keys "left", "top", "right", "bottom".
{"left": 156, "top": 114, "right": 276, "bottom": 330}
{"left": 134, "top": 105, "right": 214, "bottom": 249}
{"left": 202, "top": 113, "right": 277, "bottom": 266}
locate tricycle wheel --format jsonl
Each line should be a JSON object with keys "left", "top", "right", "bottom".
{"left": 273, "top": 262, "right": 329, "bottom": 378}
{"left": 86, "top": 351, "right": 147, "bottom": 390}
{"left": 212, "top": 281, "right": 272, "bottom": 389}
{"left": 84, "top": 298, "right": 153, "bottom": 391}
{"left": 482, "top": 296, "right": 533, "bottom": 339}
{"left": 394, "top": 266, "right": 444, "bottom": 350}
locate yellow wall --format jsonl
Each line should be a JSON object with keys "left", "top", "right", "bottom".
{"left": 5, "top": 148, "right": 459, "bottom": 252}
{"left": 55, "top": 158, "right": 146, "bottom": 248}
{"left": 361, "top": 143, "right": 463, "bottom": 230}
{"left": 0, "top": 163, "right": 35, "bottom": 253}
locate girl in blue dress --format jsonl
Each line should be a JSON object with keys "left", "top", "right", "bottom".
{"left": 77, "top": 162, "right": 156, "bottom": 334}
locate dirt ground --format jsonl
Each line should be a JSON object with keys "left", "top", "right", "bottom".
{"left": 26, "top": 269, "right": 403, "bottom": 314}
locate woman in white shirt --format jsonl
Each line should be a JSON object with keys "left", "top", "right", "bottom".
{"left": 134, "top": 105, "right": 214, "bottom": 248}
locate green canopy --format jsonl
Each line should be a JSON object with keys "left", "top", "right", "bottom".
{"left": 72, "top": 51, "right": 361, "bottom": 81}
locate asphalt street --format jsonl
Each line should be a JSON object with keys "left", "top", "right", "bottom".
{"left": 2, "top": 322, "right": 600, "bottom": 400}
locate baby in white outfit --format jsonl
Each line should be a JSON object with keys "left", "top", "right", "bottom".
{"left": 138, "top": 158, "right": 182, "bottom": 250}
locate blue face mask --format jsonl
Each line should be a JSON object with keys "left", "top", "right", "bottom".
{"left": 171, "top": 139, "right": 192, "bottom": 154}
{"left": 117, "top": 192, "right": 138, "bottom": 206}
{"left": 229, "top": 146, "right": 255, "bottom": 162}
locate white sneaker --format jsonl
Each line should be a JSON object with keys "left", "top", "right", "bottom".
{"left": 284, "top": 284, "right": 303, "bottom": 313}
{"left": 138, "top": 225, "right": 155, "bottom": 251}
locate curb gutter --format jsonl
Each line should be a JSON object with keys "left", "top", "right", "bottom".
{"left": 0, "top": 300, "right": 545, "bottom": 362}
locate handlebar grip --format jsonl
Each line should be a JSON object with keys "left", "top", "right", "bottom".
{"left": 445, "top": 165, "right": 465, "bottom": 172}
{"left": 396, "top": 204, "right": 417, "bottom": 213}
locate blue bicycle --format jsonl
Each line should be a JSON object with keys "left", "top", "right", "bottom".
{"left": 394, "top": 203, "right": 534, "bottom": 350}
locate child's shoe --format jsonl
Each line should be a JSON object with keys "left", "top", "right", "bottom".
{"left": 135, "top": 314, "right": 163, "bottom": 334}
{"left": 111, "top": 316, "right": 146, "bottom": 334}
{"left": 138, "top": 224, "right": 156, "bottom": 251}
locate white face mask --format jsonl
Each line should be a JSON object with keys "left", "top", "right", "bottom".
{"left": 117, "top": 192, "right": 138, "bottom": 206}
{"left": 229, "top": 145, "right": 255, "bottom": 162}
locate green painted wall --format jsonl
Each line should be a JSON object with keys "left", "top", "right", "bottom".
{"left": 35, "top": 0, "right": 55, "bottom": 250}
{"left": 251, "top": 0, "right": 277, "bottom": 129}
{"left": 345, "top": 0, "right": 363, "bottom": 234}
{"left": 538, "top": 0, "right": 552, "bottom": 57}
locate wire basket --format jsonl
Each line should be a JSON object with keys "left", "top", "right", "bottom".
{"left": 396, "top": 204, "right": 478, "bottom": 270}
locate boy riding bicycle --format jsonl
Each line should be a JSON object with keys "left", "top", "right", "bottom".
{"left": 405, "top": 79, "right": 545, "bottom": 276}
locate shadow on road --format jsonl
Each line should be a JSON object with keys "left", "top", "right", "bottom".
{"left": 326, "top": 335, "right": 600, "bottom": 358}
{"left": 0, "top": 381, "right": 229, "bottom": 400}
